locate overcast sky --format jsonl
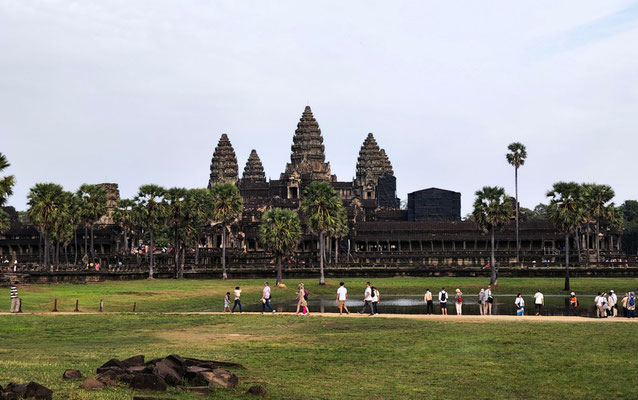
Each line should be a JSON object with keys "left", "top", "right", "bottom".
{"left": 2, "top": 1, "right": 638, "bottom": 216}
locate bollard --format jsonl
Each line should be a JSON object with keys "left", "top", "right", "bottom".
{"left": 17, "top": 297, "right": 22, "bottom": 313}
{"left": 52, "top": 298, "right": 58, "bottom": 312}
{"left": 99, "top": 299, "right": 103, "bottom": 313}
{"left": 74, "top": 299, "right": 79, "bottom": 312}
{"left": 132, "top": 302, "right": 136, "bottom": 313}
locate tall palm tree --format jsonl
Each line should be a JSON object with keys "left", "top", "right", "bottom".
{"left": 27, "top": 183, "right": 66, "bottom": 271}
{"left": 112, "top": 198, "right": 138, "bottom": 256}
{"left": 546, "top": 182, "right": 582, "bottom": 291}
{"left": 0, "top": 152, "right": 16, "bottom": 234}
{"left": 506, "top": 142, "right": 527, "bottom": 264}
{"left": 472, "top": 186, "right": 512, "bottom": 285}
{"left": 301, "top": 181, "right": 345, "bottom": 285}
{"left": 330, "top": 207, "right": 349, "bottom": 264}
{"left": 185, "top": 188, "right": 213, "bottom": 267}
{"left": 260, "top": 208, "right": 302, "bottom": 285}
{"left": 209, "top": 183, "right": 243, "bottom": 279}
{"left": 135, "top": 184, "right": 167, "bottom": 279}
{"left": 76, "top": 184, "right": 108, "bottom": 263}
{"left": 581, "top": 183, "right": 615, "bottom": 264}
{"left": 166, "top": 187, "right": 188, "bottom": 278}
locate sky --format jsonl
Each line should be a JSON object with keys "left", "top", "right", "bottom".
{"left": 2, "top": 1, "right": 638, "bottom": 216}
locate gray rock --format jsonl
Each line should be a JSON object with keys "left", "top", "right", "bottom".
{"left": 129, "top": 373, "right": 167, "bottom": 392}
{"left": 153, "top": 360, "right": 183, "bottom": 386}
{"left": 94, "top": 370, "right": 118, "bottom": 386}
{"left": 62, "top": 369, "right": 82, "bottom": 380}
{"left": 247, "top": 385, "right": 268, "bottom": 397}
{"left": 24, "top": 381, "right": 53, "bottom": 399}
{"left": 196, "top": 369, "right": 238, "bottom": 389}
{"left": 121, "top": 355, "right": 145, "bottom": 367}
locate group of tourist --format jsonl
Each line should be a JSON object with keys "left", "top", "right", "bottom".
{"left": 594, "top": 290, "right": 636, "bottom": 318}
{"left": 424, "top": 286, "right": 492, "bottom": 316}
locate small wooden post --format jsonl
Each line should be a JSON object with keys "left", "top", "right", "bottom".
{"left": 17, "top": 297, "right": 23, "bottom": 313}
{"left": 132, "top": 302, "right": 136, "bottom": 313}
{"left": 99, "top": 299, "right": 103, "bottom": 313}
{"left": 52, "top": 298, "right": 58, "bottom": 312}
{"left": 74, "top": 299, "right": 79, "bottom": 312}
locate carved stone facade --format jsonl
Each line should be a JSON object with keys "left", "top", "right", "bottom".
{"left": 208, "top": 133, "right": 239, "bottom": 188}
{"left": 241, "top": 150, "right": 266, "bottom": 183}
{"left": 355, "top": 133, "right": 394, "bottom": 200}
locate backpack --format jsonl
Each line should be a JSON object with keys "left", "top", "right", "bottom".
{"left": 370, "top": 290, "right": 376, "bottom": 299}
{"left": 457, "top": 296, "right": 462, "bottom": 303}
{"left": 440, "top": 292, "right": 447, "bottom": 302}
{"left": 630, "top": 296, "right": 635, "bottom": 307}
{"left": 304, "top": 289, "right": 309, "bottom": 301}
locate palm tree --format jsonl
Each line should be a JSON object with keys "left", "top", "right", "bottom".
{"left": 209, "top": 183, "right": 243, "bottom": 279}
{"left": 506, "top": 142, "right": 527, "bottom": 264}
{"left": 472, "top": 186, "right": 512, "bottom": 285}
{"left": 76, "top": 184, "right": 108, "bottom": 263}
{"left": 582, "top": 184, "right": 615, "bottom": 264}
{"left": 546, "top": 182, "right": 582, "bottom": 291}
{"left": 166, "top": 187, "right": 188, "bottom": 278}
{"left": 27, "top": 183, "right": 66, "bottom": 271}
{"left": 112, "top": 198, "right": 138, "bottom": 256}
{"left": 331, "top": 207, "right": 349, "bottom": 264}
{"left": 185, "top": 188, "right": 213, "bottom": 267}
{"left": 0, "top": 152, "right": 16, "bottom": 235}
{"left": 260, "top": 208, "right": 302, "bottom": 285}
{"left": 135, "top": 185, "right": 167, "bottom": 279}
{"left": 301, "top": 181, "right": 345, "bottom": 285}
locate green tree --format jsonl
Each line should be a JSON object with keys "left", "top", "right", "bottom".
{"left": 166, "top": 187, "right": 188, "bottom": 278}
{"left": 472, "top": 186, "right": 512, "bottom": 285}
{"left": 301, "top": 181, "right": 345, "bottom": 285}
{"left": 184, "top": 188, "right": 213, "bottom": 267}
{"left": 0, "top": 152, "right": 16, "bottom": 234}
{"left": 209, "top": 183, "right": 243, "bottom": 279}
{"left": 135, "top": 184, "right": 167, "bottom": 278}
{"left": 27, "top": 183, "right": 66, "bottom": 271}
{"left": 260, "top": 208, "right": 302, "bottom": 285}
{"left": 330, "top": 207, "right": 349, "bottom": 264}
{"left": 581, "top": 184, "right": 615, "bottom": 264}
{"left": 546, "top": 182, "right": 583, "bottom": 291}
{"left": 620, "top": 200, "right": 638, "bottom": 256}
{"left": 112, "top": 198, "right": 138, "bottom": 256}
{"left": 76, "top": 184, "right": 108, "bottom": 263}
{"left": 506, "top": 142, "right": 527, "bottom": 264}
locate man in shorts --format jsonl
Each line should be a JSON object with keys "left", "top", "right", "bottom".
{"left": 336, "top": 282, "right": 350, "bottom": 315}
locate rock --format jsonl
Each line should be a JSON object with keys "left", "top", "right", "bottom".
{"left": 129, "top": 373, "right": 167, "bottom": 392}
{"left": 94, "top": 369, "right": 118, "bottom": 386}
{"left": 247, "top": 385, "right": 268, "bottom": 397}
{"left": 196, "top": 369, "right": 238, "bottom": 389}
{"left": 197, "top": 361, "right": 244, "bottom": 370}
{"left": 179, "top": 385, "right": 211, "bottom": 395}
{"left": 99, "top": 358, "right": 126, "bottom": 370}
{"left": 96, "top": 366, "right": 127, "bottom": 376}
{"left": 80, "top": 378, "right": 104, "bottom": 390}
{"left": 153, "top": 360, "right": 183, "bottom": 386}
{"left": 24, "top": 382, "right": 53, "bottom": 399}
{"left": 3, "top": 383, "right": 27, "bottom": 396}
{"left": 127, "top": 365, "right": 151, "bottom": 374}
{"left": 121, "top": 354, "right": 145, "bottom": 367}
{"left": 62, "top": 369, "right": 82, "bottom": 380}
{"left": 184, "top": 365, "right": 211, "bottom": 381}
{"left": 1, "top": 392, "right": 19, "bottom": 400}
{"left": 118, "top": 374, "right": 134, "bottom": 384}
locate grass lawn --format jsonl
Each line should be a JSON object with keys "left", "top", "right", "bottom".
{"left": 0, "top": 313, "right": 636, "bottom": 399}
{"left": 11, "top": 277, "right": 638, "bottom": 313}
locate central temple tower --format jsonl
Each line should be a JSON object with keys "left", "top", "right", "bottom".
{"left": 282, "top": 106, "right": 331, "bottom": 181}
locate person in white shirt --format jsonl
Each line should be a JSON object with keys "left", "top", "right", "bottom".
{"left": 595, "top": 292, "right": 606, "bottom": 318}
{"left": 371, "top": 286, "right": 380, "bottom": 315}
{"left": 438, "top": 287, "right": 448, "bottom": 315}
{"left": 336, "top": 282, "right": 350, "bottom": 315}
{"left": 608, "top": 290, "right": 618, "bottom": 317}
{"left": 358, "top": 282, "right": 374, "bottom": 315}
{"left": 261, "top": 282, "right": 275, "bottom": 314}
{"left": 484, "top": 285, "right": 493, "bottom": 315}
{"left": 515, "top": 293, "right": 525, "bottom": 316}
{"left": 533, "top": 290, "right": 544, "bottom": 316}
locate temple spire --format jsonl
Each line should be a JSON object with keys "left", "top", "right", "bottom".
{"left": 242, "top": 149, "right": 266, "bottom": 182}
{"left": 208, "top": 133, "right": 239, "bottom": 188}
{"left": 355, "top": 132, "right": 393, "bottom": 187}
{"left": 283, "top": 106, "right": 331, "bottom": 180}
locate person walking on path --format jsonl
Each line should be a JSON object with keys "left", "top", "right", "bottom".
{"left": 454, "top": 289, "right": 463, "bottom": 315}
{"left": 359, "top": 282, "right": 374, "bottom": 315}
{"left": 627, "top": 292, "right": 636, "bottom": 319}
{"left": 533, "top": 290, "right": 544, "bottom": 316}
{"left": 296, "top": 283, "right": 309, "bottom": 315}
{"left": 336, "top": 282, "right": 350, "bottom": 315}
{"left": 515, "top": 293, "right": 525, "bottom": 316}
{"left": 485, "top": 285, "right": 494, "bottom": 315}
{"left": 371, "top": 286, "right": 380, "bottom": 315}
{"left": 261, "top": 282, "right": 275, "bottom": 314}
{"left": 223, "top": 292, "right": 231, "bottom": 313}
{"left": 478, "top": 288, "right": 486, "bottom": 315}
{"left": 424, "top": 289, "right": 434, "bottom": 314}
{"left": 438, "top": 287, "right": 448, "bottom": 315}
{"left": 10, "top": 284, "right": 19, "bottom": 313}
{"left": 621, "top": 292, "right": 629, "bottom": 318}
{"left": 608, "top": 290, "right": 617, "bottom": 317}
{"left": 232, "top": 286, "right": 243, "bottom": 313}
{"left": 569, "top": 292, "right": 578, "bottom": 316}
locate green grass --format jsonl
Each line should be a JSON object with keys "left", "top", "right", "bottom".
{"left": 0, "top": 313, "right": 636, "bottom": 399}
{"left": 12, "top": 277, "right": 638, "bottom": 313}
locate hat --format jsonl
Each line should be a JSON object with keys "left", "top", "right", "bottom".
{"left": 610, "top": 290, "right": 614, "bottom": 293}
{"left": 570, "top": 292, "right": 575, "bottom": 296}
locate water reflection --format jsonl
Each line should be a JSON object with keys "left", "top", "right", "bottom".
{"left": 244, "top": 294, "right": 599, "bottom": 317}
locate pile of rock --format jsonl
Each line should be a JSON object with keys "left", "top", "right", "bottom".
{"left": 73, "top": 354, "right": 259, "bottom": 396}
{"left": 0, "top": 382, "right": 53, "bottom": 399}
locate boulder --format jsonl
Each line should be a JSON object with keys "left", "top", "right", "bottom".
{"left": 197, "top": 361, "right": 244, "bottom": 370}
{"left": 127, "top": 365, "right": 151, "bottom": 374}
{"left": 80, "top": 378, "right": 104, "bottom": 390}
{"left": 1, "top": 392, "right": 19, "bottom": 400}
{"left": 96, "top": 366, "right": 126, "bottom": 376}
{"left": 196, "top": 369, "right": 238, "bottom": 389}
{"left": 179, "top": 385, "right": 211, "bottom": 395}
{"left": 3, "top": 383, "right": 27, "bottom": 395}
{"left": 24, "top": 382, "right": 53, "bottom": 399}
{"left": 121, "top": 355, "right": 145, "bottom": 367}
{"left": 62, "top": 369, "right": 82, "bottom": 380}
{"left": 129, "top": 373, "right": 167, "bottom": 392}
{"left": 99, "top": 358, "right": 126, "bottom": 370}
{"left": 184, "top": 366, "right": 211, "bottom": 381}
{"left": 153, "top": 360, "right": 183, "bottom": 386}
{"left": 94, "top": 370, "right": 118, "bottom": 386}
{"left": 247, "top": 385, "right": 268, "bottom": 397}
{"left": 117, "top": 374, "right": 134, "bottom": 384}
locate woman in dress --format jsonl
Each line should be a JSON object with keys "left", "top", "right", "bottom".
{"left": 454, "top": 288, "right": 463, "bottom": 315}
{"left": 296, "top": 283, "right": 308, "bottom": 315}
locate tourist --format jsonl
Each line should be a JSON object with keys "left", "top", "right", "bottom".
{"left": 533, "top": 289, "right": 544, "bottom": 316}
{"left": 478, "top": 288, "right": 486, "bottom": 315}
{"left": 454, "top": 288, "right": 463, "bottom": 315}
{"left": 569, "top": 292, "right": 578, "bottom": 316}
{"left": 9, "top": 283, "right": 18, "bottom": 313}
{"left": 296, "top": 283, "right": 308, "bottom": 315}
{"left": 358, "top": 282, "right": 374, "bottom": 315}
{"left": 424, "top": 289, "right": 434, "bottom": 314}
{"left": 223, "top": 292, "right": 231, "bottom": 313}
{"left": 515, "top": 293, "right": 525, "bottom": 316}
{"left": 336, "top": 282, "right": 350, "bottom": 315}
{"left": 608, "top": 290, "right": 617, "bottom": 317}
{"left": 627, "top": 292, "right": 636, "bottom": 318}
{"left": 594, "top": 292, "right": 604, "bottom": 318}
{"left": 621, "top": 292, "right": 629, "bottom": 317}
{"left": 261, "top": 282, "right": 275, "bottom": 314}
{"left": 601, "top": 293, "right": 609, "bottom": 318}
{"left": 485, "top": 285, "right": 493, "bottom": 315}
{"left": 232, "top": 286, "right": 242, "bottom": 313}
{"left": 439, "top": 287, "right": 448, "bottom": 315}
{"left": 371, "top": 286, "right": 380, "bottom": 315}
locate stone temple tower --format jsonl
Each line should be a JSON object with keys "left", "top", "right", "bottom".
{"left": 208, "top": 133, "right": 239, "bottom": 188}
{"left": 282, "top": 106, "right": 331, "bottom": 181}
{"left": 241, "top": 149, "right": 266, "bottom": 182}
{"left": 355, "top": 132, "right": 394, "bottom": 200}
